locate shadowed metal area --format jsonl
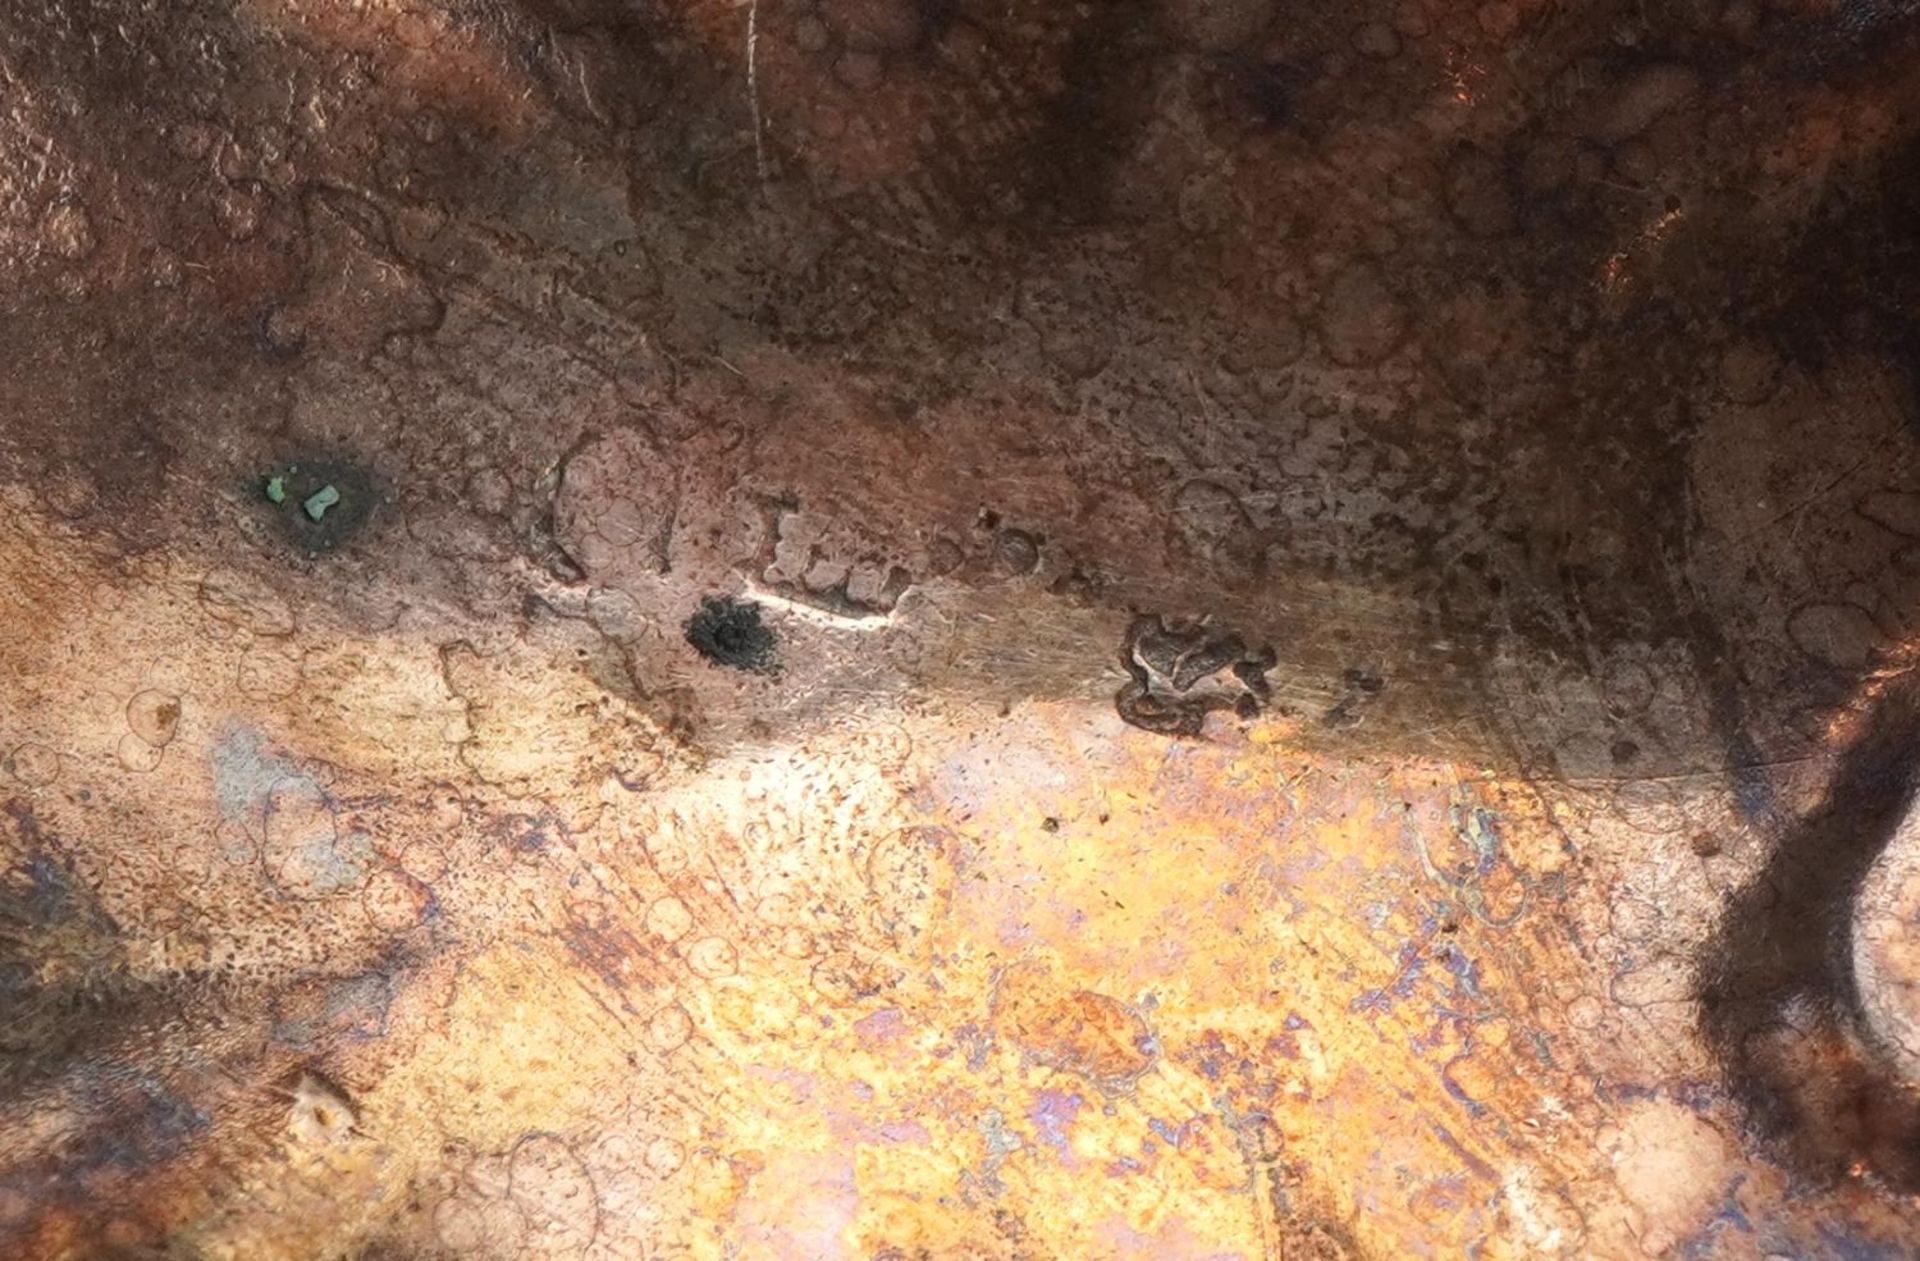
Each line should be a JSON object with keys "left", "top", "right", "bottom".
{"left": 4, "top": 0, "right": 1920, "bottom": 1256}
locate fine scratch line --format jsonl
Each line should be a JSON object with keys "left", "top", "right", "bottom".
{"left": 747, "top": 0, "right": 767, "bottom": 185}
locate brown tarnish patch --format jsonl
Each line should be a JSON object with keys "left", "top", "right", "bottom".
{"left": 991, "top": 958, "right": 1156, "bottom": 1093}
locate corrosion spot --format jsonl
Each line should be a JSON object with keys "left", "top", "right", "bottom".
{"left": 684, "top": 596, "right": 778, "bottom": 674}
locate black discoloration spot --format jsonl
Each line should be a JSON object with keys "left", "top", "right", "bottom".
{"left": 684, "top": 596, "right": 779, "bottom": 674}
{"left": 1216, "top": 56, "right": 1311, "bottom": 131}
{"left": 1003, "top": 0, "right": 1161, "bottom": 226}
{"left": 1746, "top": 131, "right": 1920, "bottom": 440}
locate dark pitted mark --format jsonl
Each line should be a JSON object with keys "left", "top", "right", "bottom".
{"left": 994, "top": 528, "right": 1042, "bottom": 575}
{"left": 925, "top": 538, "right": 966, "bottom": 576}
{"left": 255, "top": 457, "right": 378, "bottom": 556}
{"left": 496, "top": 811, "right": 565, "bottom": 861}
{"left": 255, "top": 303, "right": 307, "bottom": 360}
{"left": 1050, "top": 564, "right": 1109, "bottom": 603}
{"left": 1116, "top": 613, "right": 1275, "bottom": 737}
{"left": 684, "top": 596, "right": 778, "bottom": 674}
{"left": 1323, "top": 667, "right": 1386, "bottom": 729}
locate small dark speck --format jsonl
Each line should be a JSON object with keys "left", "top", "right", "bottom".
{"left": 1041, "top": 816, "right": 1060, "bottom": 832}
{"left": 1342, "top": 667, "right": 1385, "bottom": 694}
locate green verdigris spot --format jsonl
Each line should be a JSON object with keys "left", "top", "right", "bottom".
{"left": 258, "top": 457, "right": 375, "bottom": 554}
{"left": 303, "top": 484, "right": 341, "bottom": 521}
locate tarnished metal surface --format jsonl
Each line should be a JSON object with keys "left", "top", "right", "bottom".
{"left": 5, "top": 0, "right": 1920, "bottom": 1256}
